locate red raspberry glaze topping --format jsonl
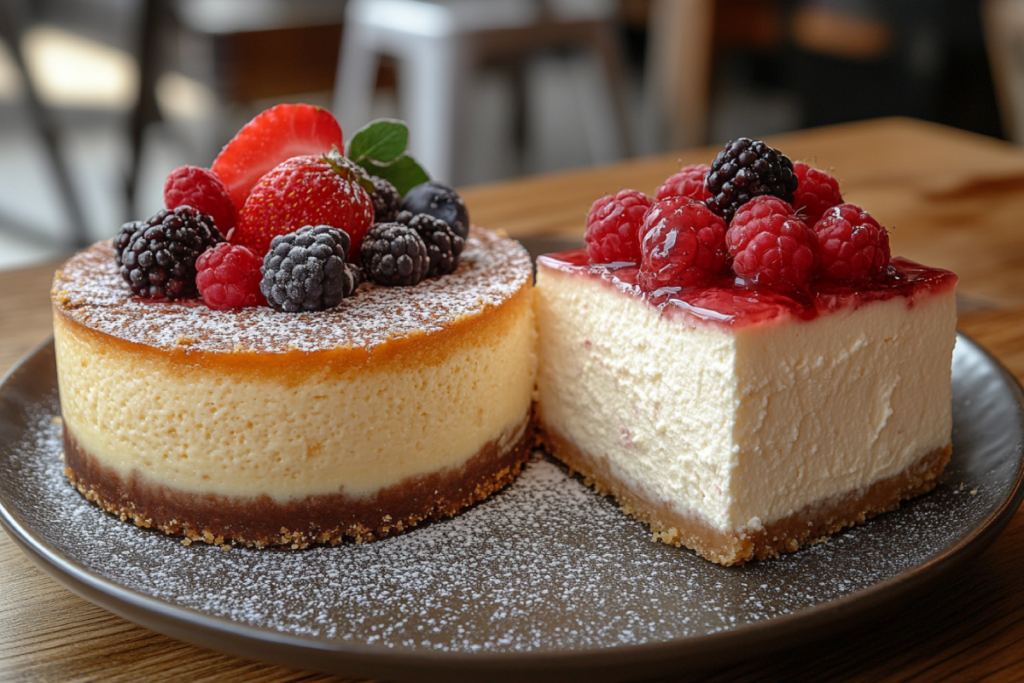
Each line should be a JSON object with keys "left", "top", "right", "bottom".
{"left": 585, "top": 189, "right": 653, "bottom": 264}
{"left": 639, "top": 197, "right": 727, "bottom": 290}
{"left": 792, "top": 162, "right": 842, "bottom": 226}
{"left": 163, "top": 165, "right": 237, "bottom": 233}
{"left": 728, "top": 196, "right": 817, "bottom": 291}
{"left": 814, "top": 203, "right": 890, "bottom": 284}
{"left": 195, "top": 242, "right": 267, "bottom": 310}
{"left": 655, "top": 164, "right": 712, "bottom": 203}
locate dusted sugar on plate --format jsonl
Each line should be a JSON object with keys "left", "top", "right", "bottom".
{"left": 52, "top": 105, "right": 537, "bottom": 548}
{"left": 535, "top": 138, "right": 957, "bottom": 566}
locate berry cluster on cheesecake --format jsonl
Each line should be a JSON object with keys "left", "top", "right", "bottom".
{"left": 535, "top": 137, "right": 957, "bottom": 566}
{"left": 52, "top": 105, "right": 536, "bottom": 549}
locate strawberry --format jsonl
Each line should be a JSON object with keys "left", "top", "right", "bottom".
{"left": 233, "top": 153, "right": 374, "bottom": 259}
{"left": 211, "top": 103, "right": 344, "bottom": 212}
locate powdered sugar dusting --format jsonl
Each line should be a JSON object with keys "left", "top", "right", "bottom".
{"left": 52, "top": 227, "right": 531, "bottom": 354}
{"left": 3, "top": 387, "right": 1014, "bottom": 656}
{"left": 2, "top": 337, "right": 1020, "bottom": 664}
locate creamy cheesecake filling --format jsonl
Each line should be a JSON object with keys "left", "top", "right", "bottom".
{"left": 63, "top": 414, "right": 535, "bottom": 547}
{"left": 535, "top": 260, "right": 956, "bottom": 537}
{"left": 54, "top": 289, "right": 536, "bottom": 500}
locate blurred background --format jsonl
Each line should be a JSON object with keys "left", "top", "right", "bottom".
{"left": 0, "top": 0, "right": 1011, "bottom": 270}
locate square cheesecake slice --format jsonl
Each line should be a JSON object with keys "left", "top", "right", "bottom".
{"left": 534, "top": 249, "right": 957, "bottom": 566}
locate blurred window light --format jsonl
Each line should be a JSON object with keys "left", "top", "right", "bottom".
{"left": 0, "top": 25, "right": 136, "bottom": 109}
{"left": 155, "top": 72, "right": 215, "bottom": 122}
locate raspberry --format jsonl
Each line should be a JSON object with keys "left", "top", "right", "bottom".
{"left": 119, "top": 206, "right": 223, "bottom": 300}
{"left": 638, "top": 197, "right": 728, "bottom": 291}
{"left": 163, "top": 165, "right": 237, "bottom": 232}
{"left": 370, "top": 175, "right": 402, "bottom": 224}
{"left": 792, "top": 162, "right": 842, "bottom": 226}
{"left": 727, "top": 196, "right": 816, "bottom": 291}
{"left": 401, "top": 181, "right": 470, "bottom": 239}
{"left": 584, "top": 189, "right": 653, "bottom": 264}
{"left": 260, "top": 225, "right": 361, "bottom": 312}
{"left": 398, "top": 210, "right": 464, "bottom": 277}
{"left": 813, "top": 203, "right": 890, "bottom": 284}
{"left": 360, "top": 222, "right": 430, "bottom": 286}
{"left": 655, "top": 165, "right": 711, "bottom": 203}
{"left": 196, "top": 243, "right": 266, "bottom": 310}
{"left": 706, "top": 138, "right": 798, "bottom": 222}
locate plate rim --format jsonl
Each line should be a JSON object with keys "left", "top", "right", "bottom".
{"left": 1, "top": 333, "right": 1023, "bottom": 681}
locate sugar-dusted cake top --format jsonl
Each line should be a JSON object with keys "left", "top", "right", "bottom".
{"left": 539, "top": 248, "right": 957, "bottom": 328}
{"left": 53, "top": 226, "right": 531, "bottom": 354}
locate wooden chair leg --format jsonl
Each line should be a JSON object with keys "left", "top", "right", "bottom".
{"left": 593, "top": 21, "right": 633, "bottom": 158}
{"left": 0, "top": 0, "right": 90, "bottom": 247}
{"left": 644, "top": 0, "right": 714, "bottom": 151}
{"left": 126, "top": 0, "right": 167, "bottom": 220}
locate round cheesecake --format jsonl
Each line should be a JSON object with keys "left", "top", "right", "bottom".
{"left": 52, "top": 227, "right": 536, "bottom": 548}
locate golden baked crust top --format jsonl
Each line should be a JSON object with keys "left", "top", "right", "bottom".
{"left": 53, "top": 226, "right": 531, "bottom": 355}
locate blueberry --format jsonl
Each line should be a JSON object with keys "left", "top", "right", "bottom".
{"left": 400, "top": 181, "right": 469, "bottom": 240}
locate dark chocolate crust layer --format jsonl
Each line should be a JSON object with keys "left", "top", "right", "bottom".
{"left": 64, "top": 417, "right": 534, "bottom": 548}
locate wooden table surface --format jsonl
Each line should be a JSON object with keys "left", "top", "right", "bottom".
{"left": 2, "top": 117, "right": 1024, "bottom": 682}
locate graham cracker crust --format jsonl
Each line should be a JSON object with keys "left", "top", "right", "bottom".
{"left": 64, "top": 417, "right": 534, "bottom": 549}
{"left": 539, "top": 421, "right": 951, "bottom": 566}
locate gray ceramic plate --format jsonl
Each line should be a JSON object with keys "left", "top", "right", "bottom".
{"left": 1, "top": 335, "right": 1022, "bottom": 682}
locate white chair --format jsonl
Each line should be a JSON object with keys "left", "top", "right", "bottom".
{"left": 333, "top": 0, "right": 631, "bottom": 184}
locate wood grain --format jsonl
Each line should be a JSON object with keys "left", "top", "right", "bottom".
{"left": 2, "top": 118, "right": 1024, "bottom": 682}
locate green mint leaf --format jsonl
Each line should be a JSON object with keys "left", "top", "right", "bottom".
{"left": 347, "top": 119, "right": 408, "bottom": 165}
{"left": 357, "top": 154, "right": 430, "bottom": 197}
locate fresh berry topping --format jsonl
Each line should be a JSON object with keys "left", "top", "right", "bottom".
{"left": 638, "top": 197, "right": 728, "bottom": 291}
{"left": 260, "top": 225, "right": 360, "bottom": 312}
{"left": 792, "top": 162, "right": 842, "bottom": 226}
{"left": 119, "top": 207, "right": 223, "bottom": 300}
{"left": 706, "top": 138, "right": 798, "bottom": 222}
{"left": 727, "top": 196, "right": 816, "bottom": 291}
{"left": 813, "top": 203, "right": 890, "bottom": 284}
{"left": 369, "top": 175, "right": 402, "bottom": 223}
{"left": 584, "top": 189, "right": 653, "bottom": 264}
{"left": 399, "top": 210, "right": 465, "bottom": 277}
{"left": 655, "top": 164, "right": 712, "bottom": 203}
{"left": 360, "top": 222, "right": 430, "bottom": 286}
{"left": 163, "top": 165, "right": 237, "bottom": 232}
{"left": 234, "top": 154, "right": 374, "bottom": 259}
{"left": 114, "top": 220, "right": 143, "bottom": 266}
{"left": 195, "top": 242, "right": 266, "bottom": 309}
{"left": 401, "top": 181, "right": 469, "bottom": 239}
{"left": 211, "top": 103, "right": 344, "bottom": 211}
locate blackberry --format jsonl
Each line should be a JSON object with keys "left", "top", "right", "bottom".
{"left": 399, "top": 211, "right": 464, "bottom": 277}
{"left": 119, "top": 206, "right": 223, "bottom": 299}
{"left": 260, "top": 225, "right": 360, "bottom": 312}
{"left": 114, "top": 219, "right": 143, "bottom": 266}
{"left": 369, "top": 176, "right": 402, "bottom": 223}
{"left": 401, "top": 181, "right": 469, "bottom": 239}
{"left": 705, "top": 138, "right": 798, "bottom": 222}
{"left": 360, "top": 222, "right": 429, "bottom": 286}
